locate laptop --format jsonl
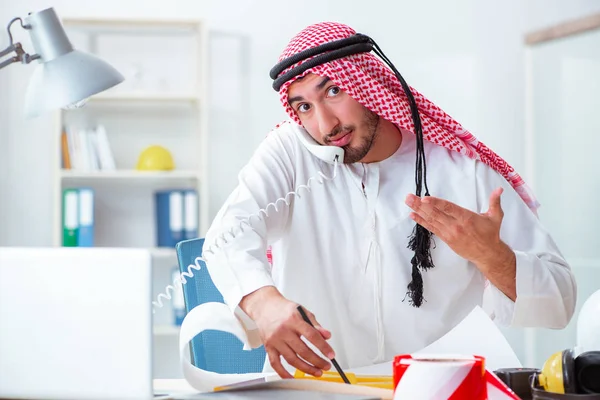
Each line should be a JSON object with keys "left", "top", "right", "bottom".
{"left": 0, "top": 247, "right": 172, "bottom": 400}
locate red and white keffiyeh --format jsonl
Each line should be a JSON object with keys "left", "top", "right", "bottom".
{"left": 273, "top": 22, "right": 539, "bottom": 213}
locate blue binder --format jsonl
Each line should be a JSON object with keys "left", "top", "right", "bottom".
{"left": 77, "top": 188, "right": 94, "bottom": 247}
{"left": 155, "top": 190, "right": 184, "bottom": 248}
{"left": 182, "top": 189, "right": 199, "bottom": 240}
{"left": 175, "top": 238, "right": 267, "bottom": 373}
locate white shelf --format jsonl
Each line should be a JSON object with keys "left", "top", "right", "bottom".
{"left": 151, "top": 247, "right": 177, "bottom": 258}
{"left": 88, "top": 92, "right": 199, "bottom": 103}
{"left": 62, "top": 18, "right": 200, "bottom": 35}
{"left": 60, "top": 169, "right": 200, "bottom": 181}
{"left": 56, "top": 247, "right": 176, "bottom": 257}
{"left": 153, "top": 324, "right": 180, "bottom": 336}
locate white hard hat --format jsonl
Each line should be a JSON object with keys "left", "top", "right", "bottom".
{"left": 577, "top": 289, "right": 600, "bottom": 353}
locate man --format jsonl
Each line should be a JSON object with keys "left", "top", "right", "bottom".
{"left": 202, "top": 22, "right": 576, "bottom": 379}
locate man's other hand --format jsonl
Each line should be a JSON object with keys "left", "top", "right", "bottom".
{"left": 404, "top": 187, "right": 507, "bottom": 267}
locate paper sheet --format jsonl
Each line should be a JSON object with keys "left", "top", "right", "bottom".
{"left": 349, "top": 305, "right": 522, "bottom": 376}
{"left": 414, "top": 306, "right": 522, "bottom": 371}
{"left": 179, "top": 302, "right": 278, "bottom": 392}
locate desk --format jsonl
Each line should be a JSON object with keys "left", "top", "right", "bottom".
{"left": 154, "top": 379, "right": 197, "bottom": 396}
{"left": 153, "top": 379, "right": 387, "bottom": 399}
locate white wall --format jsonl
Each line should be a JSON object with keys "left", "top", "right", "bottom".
{"left": 2, "top": 0, "right": 600, "bottom": 246}
{"left": 1, "top": 0, "right": 600, "bottom": 368}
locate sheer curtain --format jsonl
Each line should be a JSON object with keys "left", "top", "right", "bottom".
{"left": 525, "top": 17, "right": 600, "bottom": 368}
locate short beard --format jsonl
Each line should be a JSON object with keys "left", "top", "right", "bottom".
{"left": 342, "top": 109, "right": 380, "bottom": 164}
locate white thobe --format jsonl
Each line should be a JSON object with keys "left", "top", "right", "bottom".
{"left": 203, "top": 121, "right": 576, "bottom": 370}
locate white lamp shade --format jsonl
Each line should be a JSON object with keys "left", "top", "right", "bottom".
{"left": 24, "top": 49, "right": 124, "bottom": 118}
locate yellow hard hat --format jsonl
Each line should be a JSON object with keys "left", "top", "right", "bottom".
{"left": 136, "top": 145, "right": 175, "bottom": 171}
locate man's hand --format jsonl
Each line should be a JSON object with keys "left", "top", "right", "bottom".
{"left": 239, "top": 286, "right": 334, "bottom": 379}
{"left": 405, "top": 187, "right": 517, "bottom": 300}
{"left": 405, "top": 187, "right": 507, "bottom": 266}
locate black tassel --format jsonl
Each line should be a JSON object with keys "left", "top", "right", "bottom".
{"left": 369, "top": 40, "right": 436, "bottom": 308}
{"left": 405, "top": 224, "right": 435, "bottom": 307}
{"left": 406, "top": 257, "right": 424, "bottom": 307}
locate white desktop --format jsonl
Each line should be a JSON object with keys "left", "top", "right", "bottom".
{"left": 0, "top": 247, "right": 165, "bottom": 400}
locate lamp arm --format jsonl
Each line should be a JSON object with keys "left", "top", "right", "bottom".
{"left": 0, "top": 43, "right": 19, "bottom": 70}
{"left": 0, "top": 43, "right": 16, "bottom": 58}
{"left": 0, "top": 16, "right": 40, "bottom": 71}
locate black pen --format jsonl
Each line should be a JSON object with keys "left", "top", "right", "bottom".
{"left": 296, "top": 305, "right": 351, "bottom": 384}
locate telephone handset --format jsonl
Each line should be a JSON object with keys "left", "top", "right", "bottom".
{"left": 152, "top": 123, "right": 343, "bottom": 311}
{"left": 290, "top": 123, "right": 344, "bottom": 165}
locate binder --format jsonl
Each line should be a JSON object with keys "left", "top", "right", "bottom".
{"left": 183, "top": 189, "right": 199, "bottom": 240}
{"left": 155, "top": 190, "right": 184, "bottom": 247}
{"left": 77, "top": 188, "right": 95, "bottom": 247}
{"left": 62, "top": 189, "right": 79, "bottom": 247}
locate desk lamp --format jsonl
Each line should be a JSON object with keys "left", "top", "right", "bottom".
{"left": 0, "top": 7, "right": 124, "bottom": 118}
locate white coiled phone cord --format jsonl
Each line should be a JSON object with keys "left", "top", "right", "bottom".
{"left": 152, "top": 156, "right": 340, "bottom": 312}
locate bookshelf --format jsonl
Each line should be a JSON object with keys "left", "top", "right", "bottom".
{"left": 153, "top": 325, "right": 181, "bottom": 336}
{"left": 89, "top": 93, "right": 199, "bottom": 103}
{"left": 60, "top": 169, "right": 200, "bottom": 181}
{"left": 51, "top": 17, "right": 208, "bottom": 379}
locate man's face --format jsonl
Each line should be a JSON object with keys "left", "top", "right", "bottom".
{"left": 287, "top": 73, "right": 380, "bottom": 164}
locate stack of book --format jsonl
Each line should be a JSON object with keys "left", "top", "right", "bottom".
{"left": 61, "top": 125, "right": 116, "bottom": 171}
